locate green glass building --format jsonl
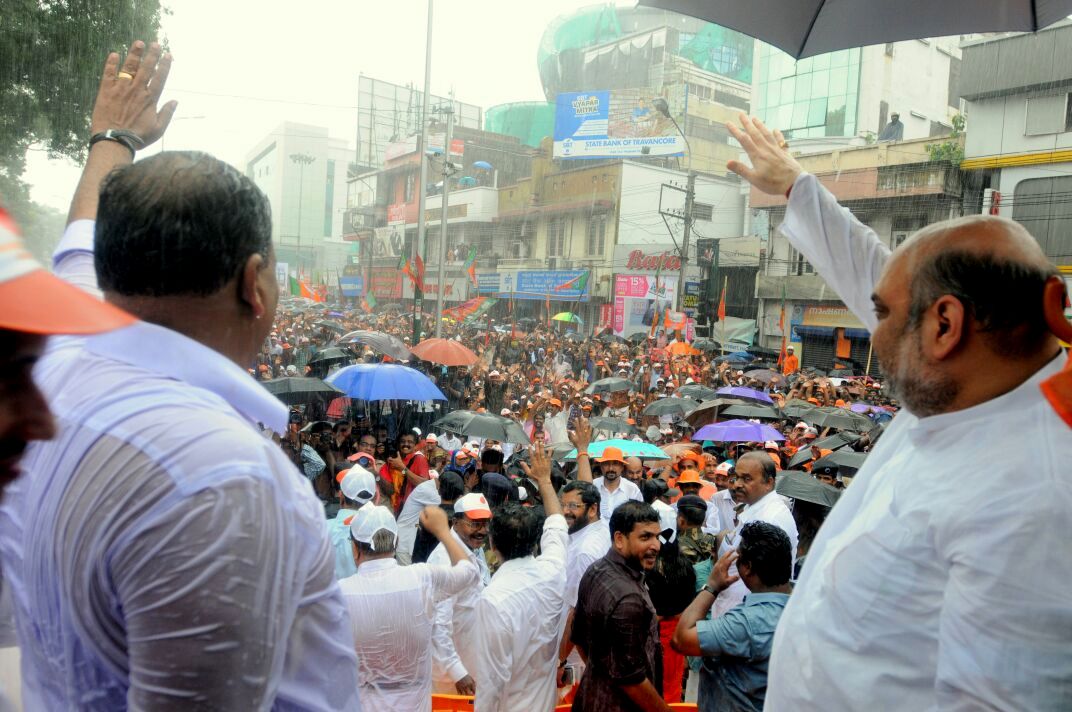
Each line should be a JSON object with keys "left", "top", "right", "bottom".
{"left": 754, "top": 45, "right": 862, "bottom": 139}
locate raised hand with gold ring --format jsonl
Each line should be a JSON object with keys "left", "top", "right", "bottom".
{"left": 116, "top": 71, "right": 134, "bottom": 80}
{"left": 91, "top": 40, "right": 177, "bottom": 149}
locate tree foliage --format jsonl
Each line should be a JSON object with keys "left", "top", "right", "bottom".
{"left": 0, "top": 0, "right": 167, "bottom": 181}
{"left": 926, "top": 114, "right": 966, "bottom": 166}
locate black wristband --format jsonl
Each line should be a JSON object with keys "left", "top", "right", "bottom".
{"left": 89, "top": 129, "right": 144, "bottom": 159}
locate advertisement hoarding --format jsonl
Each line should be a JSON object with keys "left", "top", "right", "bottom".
{"left": 612, "top": 274, "right": 677, "bottom": 337}
{"left": 553, "top": 90, "right": 685, "bottom": 160}
{"left": 480, "top": 271, "right": 590, "bottom": 301}
{"left": 339, "top": 276, "right": 364, "bottom": 298}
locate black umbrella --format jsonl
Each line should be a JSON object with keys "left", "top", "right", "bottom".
{"left": 432, "top": 410, "right": 530, "bottom": 444}
{"left": 314, "top": 319, "right": 347, "bottom": 334}
{"left": 829, "top": 368, "right": 857, "bottom": 378}
{"left": 589, "top": 416, "right": 637, "bottom": 435}
{"left": 641, "top": 397, "right": 699, "bottom": 417}
{"left": 812, "top": 431, "right": 861, "bottom": 451}
{"left": 744, "top": 369, "right": 784, "bottom": 385}
{"left": 675, "top": 384, "right": 719, "bottom": 401}
{"left": 802, "top": 407, "right": 875, "bottom": 432}
{"left": 640, "top": 0, "right": 1072, "bottom": 59}
{"left": 781, "top": 398, "right": 819, "bottom": 419}
{"left": 627, "top": 332, "right": 649, "bottom": 344}
{"left": 340, "top": 330, "right": 412, "bottom": 361}
{"left": 721, "top": 403, "right": 782, "bottom": 420}
{"left": 382, "top": 303, "right": 404, "bottom": 313}
{"left": 813, "top": 450, "right": 869, "bottom": 476}
{"left": 597, "top": 333, "right": 629, "bottom": 345}
{"left": 776, "top": 470, "right": 841, "bottom": 508}
{"left": 586, "top": 377, "right": 635, "bottom": 395}
{"left": 308, "top": 347, "right": 354, "bottom": 367}
{"left": 801, "top": 366, "right": 828, "bottom": 377}
{"left": 262, "top": 377, "right": 344, "bottom": 406}
{"left": 788, "top": 446, "right": 816, "bottom": 469}
{"left": 683, "top": 398, "right": 742, "bottom": 428}
{"left": 692, "top": 338, "right": 720, "bottom": 352}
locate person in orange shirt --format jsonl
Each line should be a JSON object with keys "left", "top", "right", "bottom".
{"left": 782, "top": 346, "right": 800, "bottom": 376}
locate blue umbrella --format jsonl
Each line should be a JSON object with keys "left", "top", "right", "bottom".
{"left": 473, "top": 160, "right": 493, "bottom": 170}
{"left": 717, "top": 386, "right": 774, "bottom": 404}
{"left": 326, "top": 364, "right": 446, "bottom": 402}
{"left": 714, "top": 351, "right": 753, "bottom": 364}
{"left": 563, "top": 439, "right": 668, "bottom": 460}
{"left": 693, "top": 419, "right": 784, "bottom": 443}
{"left": 458, "top": 176, "right": 477, "bottom": 187}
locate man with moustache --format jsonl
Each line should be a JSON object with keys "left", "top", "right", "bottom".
{"left": 727, "top": 112, "right": 1072, "bottom": 710}
{"left": 591, "top": 446, "right": 642, "bottom": 520}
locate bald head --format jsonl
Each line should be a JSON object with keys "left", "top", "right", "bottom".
{"left": 899, "top": 214, "right": 1053, "bottom": 273}
{"left": 624, "top": 456, "right": 644, "bottom": 483}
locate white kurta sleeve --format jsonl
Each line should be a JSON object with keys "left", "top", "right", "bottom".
{"left": 779, "top": 173, "right": 891, "bottom": 332}
{"left": 431, "top": 596, "right": 468, "bottom": 683}
{"left": 53, "top": 220, "right": 102, "bottom": 297}
{"left": 537, "top": 514, "right": 569, "bottom": 569}
{"left": 426, "top": 560, "right": 479, "bottom": 601}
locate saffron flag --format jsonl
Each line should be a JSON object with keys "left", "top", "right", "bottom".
{"left": 401, "top": 255, "right": 426, "bottom": 292}
{"left": 553, "top": 271, "right": 589, "bottom": 293}
{"left": 463, "top": 246, "right": 479, "bottom": 287}
{"left": 362, "top": 291, "right": 378, "bottom": 313}
{"left": 717, "top": 281, "right": 727, "bottom": 322}
{"left": 289, "top": 274, "right": 318, "bottom": 301}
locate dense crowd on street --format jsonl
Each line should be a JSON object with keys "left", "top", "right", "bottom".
{"left": 0, "top": 39, "right": 1068, "bottom": 712}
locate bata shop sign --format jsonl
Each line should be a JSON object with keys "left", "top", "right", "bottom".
{"left": 615, "top": 245, "right": 681, "bottom": 273}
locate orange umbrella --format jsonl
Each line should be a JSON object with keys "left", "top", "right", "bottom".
{"left": 411, "top": 337, "right": 479, "bottom": 366}
{"left": 666, "top": 342, "right": 700, "bottom": 356}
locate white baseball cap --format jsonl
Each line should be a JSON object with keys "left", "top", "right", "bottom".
{"left": 454, "top": 492, "right": 493, "bottom": 519}
{"left": 337, "top": 464, "right": 377, "bottom": 505}
{"left": 347, "top": 503, "right": 398, "bottom": 550}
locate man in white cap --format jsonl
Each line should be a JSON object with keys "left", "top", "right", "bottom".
{"left": 327, "top": 465, "right": 378, "bottom": 578}
{"left": 340, "top": 504, "right": 479, "bottom": 711}
{"left": 0, "top": 42, "right": 361, "bottom": 710}
{"left": 430, "top": 491, "right": 493, "bottom": 695}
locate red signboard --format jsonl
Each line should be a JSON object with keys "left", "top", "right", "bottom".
{"left": 624, "top": 249, "right": 681, "bottom": 272}
{"left": 370, "top": 271, "right": 402, "bottom": 299}
{"left": 387, "top": 203, "right": 407, "bottom": 224}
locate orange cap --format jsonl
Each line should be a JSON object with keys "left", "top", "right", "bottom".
{"left": 0, "top": 208, "right": 135, "bottom": 335}
{"left": 549, "top": 398, "right": 562, "bottom": 408}
{"left": 676, "top": 469, "right": 702, "bottom": 485}
{"left": 595, "top": 446, "right": 627, "bottom": 465}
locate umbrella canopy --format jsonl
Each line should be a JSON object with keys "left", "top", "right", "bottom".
{"left": 639, "top": 0, "right": 1072, "bottom": 59}
{"left": 627, "top": 332, "right": 649, "bottom": 344}
{"left": 691, "top": 338, "right": 720, "bottom": 352}
{"left": 339, "top": 330, "right": 412, "bottom": 361}
{"left": 642, "top": 397, "right": 699, "bottom": 417}
{"left": 472, "top": 160, "right": 493, "bottom": 170}
{"left": 714, "top": 351, "right": 753, "bottom": 364}
{"left": 683, "top": 398, "right": 743, "bottom": 428}
{"left": 788, "top": 446, "right": 818, "bottom": 469}
{"left": 308, "top": 346, "right": 354, "bottom": 366}
{"left": 829, "top": 368, "right": 857, "bottom": 378}
{"left": 813, "top": 450, "right": 869, "bottom": 475}
{"left": 850, "top": 403, "right": 887, "bottom": 415}
{"left": 552, "top": 312, "right": 582, "bottom": 323}
{"left": 261, "top": 377, "right": 344, "bottom": 406}
{"left": 744, "top": 369, "right": 784, "bottom": 385}
{"left": 721, "top": 402, "right": 782, "bottom": 420}
{"left": 782, "top": 398, "right": 820, "bottom": 419}
{"left": 314, "top": 319, "right": 347, "bottom": 334}
{"left": 589, "top": 416, "right": 638, "bottom": 435}
{"left": 801, "top": 406, "right": 875, "bottom": 432}
{"left": 676, "top": 384, "right": 719, "bottom": 401}
{"left": 812, "top": 431, "right": 861, "bottom": 451}
{"left": 693, "top": 419, "right": 784, "bottom": 443}
{"left": 326, "top": 363, "right": 446, "bottom": 402}
{"left": 586, "top": 377, "right": 635, "bottom": 395}
{"left": 776, "top": 470, "right": 841, "bottom": 508}
{"left": 597, "top": 333, "right": 629, "bottom": 345}
{"left": 716, "top": 386, "right": 774, "bottom": 405}
{"left": 411, "top": 337, "right": 479, "bottom": 366}
{"left": 563, "top": 439, "right": 669, "bottom": 461}
{"left": 382, "top": 302, "right": 404, "bottom": 313}
{"left": 432, "top": 410, "right": 531, "bottom": 444}
{"left": 666, "top": 341, "right": 700, "bottom": 356}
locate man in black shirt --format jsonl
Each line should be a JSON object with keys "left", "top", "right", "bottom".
{"left": 571, "top": 501, "right": 672, "bottom": 712}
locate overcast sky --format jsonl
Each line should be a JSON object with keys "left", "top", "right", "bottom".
{"left": 26, "top": 0, "right": 629, "bottom": 211}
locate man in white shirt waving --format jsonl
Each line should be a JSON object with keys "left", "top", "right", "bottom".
{"left": 727, "top": 113, "right": 1072, "bottom": 711}
{"left": 339, "top": 503, "right": 478, "bottom": 711}
{"left": 475, "top": 442, "right": 569, "bottom": 712}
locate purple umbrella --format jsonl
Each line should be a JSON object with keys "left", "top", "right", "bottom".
{"left": 850, "top": 403, "right": 885, "bottom": 414}
{"left": 693, "top": 419, "right": 784, "bottom": 443}
{"left": 716, "top": 386, "right": 774, "bottom": 405}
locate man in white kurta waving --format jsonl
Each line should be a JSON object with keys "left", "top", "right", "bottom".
{"left": 726, "top": 114, "right": 1072, "bottom": 712}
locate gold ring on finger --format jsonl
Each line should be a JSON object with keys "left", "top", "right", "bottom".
{"left": 779, "top": 140, "right": 789, "bottom": 150}
{"left": 117, "top": 71, "right": 134, "bottom": 80}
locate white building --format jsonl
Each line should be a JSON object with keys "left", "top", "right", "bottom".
{"left": 244, "top": 122, "right": 354, "bottom": 273}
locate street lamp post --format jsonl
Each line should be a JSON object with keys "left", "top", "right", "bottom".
{"left": 290, "top": 153, "right": 316, "bottom": 272}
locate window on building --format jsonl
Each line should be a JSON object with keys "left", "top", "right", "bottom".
{"left": 323, "top": 159, "right": 335, "bottom": 237}
{"left": 1024, "top": 94, "right": 1068, "bottom": 136}
{"left": 547, "top": 217, "right": 566, "bottom": 257}
{"left": 586, "top": 214, "right": 606, "bottom": 256}
{"left": 692, "top": 202, "right": 714, "bottom": 221}
{"left": 1012, "top": 176, "right": 1072, "bottom": 264}
{"left": 788, "top": 246, "right": 814, "bottom": 275}
{"left": 404, "top": 172, "right": 416, "bottom": 202}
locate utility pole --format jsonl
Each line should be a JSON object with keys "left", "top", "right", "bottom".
{"left": 290, "top": 152, "right": 316, "bottom": 273}
{"left": 412, "top": 0, "right": 434, "bottom": 345}
{"left": 676, "top": 170, "right": 695, "bottom": 314}
{"left": 434, "top": 91, "right": 455, "bottom": 338}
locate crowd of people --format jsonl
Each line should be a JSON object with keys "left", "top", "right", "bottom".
{"left": 0, "top": 38, "right": 1069, "bottom": 712}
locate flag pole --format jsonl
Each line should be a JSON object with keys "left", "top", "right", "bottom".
{"left": 865, "top": 339, "right": 874, "bottom": 376}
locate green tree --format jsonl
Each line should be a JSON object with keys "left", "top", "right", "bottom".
{"left": 926, "top": 114, "right": 966, "bottom": 166}
{"left": 0, "top": 0, "right": 167, "bottom": 197}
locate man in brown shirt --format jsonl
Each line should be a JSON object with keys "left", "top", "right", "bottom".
{"left": 571, "top": 501, "right": 672, "bottom": 712}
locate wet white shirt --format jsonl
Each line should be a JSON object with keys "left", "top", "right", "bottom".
{"left": 475, "top": 514, "right": 569, "bottom": 712}
{"left": 593, "top": 476, "right": 643, "bottom": 520}
{"left": 429, "top": 529, "right": 490, "bottom": 690}
{"left": 395, "top": 479, "right": 442, "bottom": 565}
{"left": 766, "top": 173, "right": 1072, "bottom": 711}
{"left": 713, "top": 488, "right": 798, "bottom": 619}
{"left": 0, "top": 221, "right": 361, "bottom": 710}
{"left": 339, "top": 557, "right": 477, "bottom": 712}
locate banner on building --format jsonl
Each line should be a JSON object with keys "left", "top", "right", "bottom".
{"left": 612, "top": 274, "right": 677, "bottom": 337}
{"left": 339, "top": 275, "right": 364, "bottom": 298}
{"left": 372, "top": 226, "right": 406, "bottom": 259}
{"left": 482, "top": 270, "right": 590, "bottom": 301}
{"left": 553, "top": 90, "right": 685, "bottom": 160}
{"left": 695, "top": 238, "right": 717, "bottom": 267}
{"left": 369, "top": 271, "right": 403, "bottom": 299}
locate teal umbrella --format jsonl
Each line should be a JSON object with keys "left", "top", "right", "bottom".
{"left": 563, "top": 439, "right": 668, "bottom": 461}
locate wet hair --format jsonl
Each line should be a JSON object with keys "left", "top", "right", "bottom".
{"left": 609, "top": 500, "right": 660, "bottom": 537}
{"left": 739, "top": 451, "right": 777, "bottom": 483}
{"left": 908, "top": 249, "right": 1059, "bottom": 359}
{"left": 560, "top": 480, "right": 601, "bottom": 511}
{"left": 641, "top": 477, "right": 668, "bottom": 504}
{"left": 353, "top": 529, "right": 398, "bottom": 556}
{"left": 95, "top": 152, "right": 272, "bottom": 296}
{"left": 737, "top": 521, "right": 792, "bottom": 587}
{"left": 438, "top": 471, "right": 465, "bottom": 502}
{"left": 489, "top": 503, "right": 544, "bottom": 562}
